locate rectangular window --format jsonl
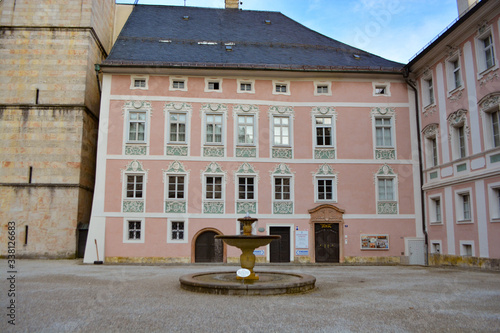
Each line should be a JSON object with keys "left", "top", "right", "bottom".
{"left": 274, "top": 177, "right": 291, "bottom": 200}
{"left": 431, "top": 137, "right": 438, "bottom": 166}
{"left": 134, "top": 79, "right": 146, "bottom": 88}
{"left": 275, "top": 84, "right": 287, "bottom": 93}
{"left": 375, "top": 117, "right": 392, "bottom": 147}
{"left": 173, "top": 80, "right": 185, "bottom": 89}
{"left": 462, "top": 193, "right": 471, "bottom": 220}
{"left": 431, "top": 242, "right": 441, "bottom": 254}
{"left": 171, "top": 221, "right": 184, "bottom": 240}
{"left": 128, "top": 221, "right": 142, "bottom": 240}
{"left": 317, "top": 85, "right": 328, "bottom": 94}
{"left": 378, "top": 178, "right": 394, "bottom": 201}
{"left": 462, "top": 244, "right": 473, "bottom": 256}
{"left": 458, "top": 125, "right": 466, "bottom": 158}
{"left": 240, "top": 83, "right": 252, "bottom": 91}
{"left": 238, "top": 177, "right": 254, "bottom": 200}
{"left": 452, "top": 59, "right": 461, "bottom": 89}
{"left": 237, "top": 115, "right": 255, "bottom": 145}
{"left": 128, "top": 111, "right": 146, "bottom": 142}
{"left": 273, "top": 116, "right": 290, "bottom": 146}
{"left": 315, "top": 117, "right": 333, "bottom": 146}
{"left": 126, "top": 175, "right": 143, "bottom": 198}
{"left": 206, "top": 114, "right": 223, "bottom": 143}
{"left": 317, "top": 178, "right": 334, "bottom": 201}
{"left": 492, "top": 111, "right": 500, "bottom": 147}
{"left": 206, "top": 176, "right": 222, "bottom": 200}
{"left": 483, "top": 34, "right": 495, "bottom": 70}
{"left": 208, "top": 81, "right": 220, "bottom": 90}
{"left": 426, "top": 78, "right": 434, "bottom": 105}
{"left": 375, "top": 86, "right": 386, "bottom": 95}
{"left": 431, "top": 198, "right": 441, "bottom": 223}
{"left": 169, "top": 113, "right": 186, "bottom": 143}
{"left": 168, "top": 175, "right": 184, "bottom": 199}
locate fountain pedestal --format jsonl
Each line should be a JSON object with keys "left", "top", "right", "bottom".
{"left": 215, "top": 216, "right": 280, "bottom": 280}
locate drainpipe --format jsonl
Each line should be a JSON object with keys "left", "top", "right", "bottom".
{"left": 94, "top": 64, "right": 101, "bottom": 96}
{"left": 404, "top": 67, "right": 429, "bottom": 266}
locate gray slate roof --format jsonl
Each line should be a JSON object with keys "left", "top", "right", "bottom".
{"left": 104, "top": 5, "right": 403, "bottom": 72}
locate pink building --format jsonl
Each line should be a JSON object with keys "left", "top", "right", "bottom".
{"left": 84, "top": 2, "right": 424, "bottom": 264}
{"left": 407, "top": 0, "right": 500, "bottom": 269}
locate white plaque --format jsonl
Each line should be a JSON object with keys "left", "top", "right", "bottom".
{"left": 236, "top": 268, "right": 251, "bottom": 278}
{"left": 295, "top": 231, "right": 308, "bottom": 249}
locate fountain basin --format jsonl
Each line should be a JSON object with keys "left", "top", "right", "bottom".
{"left": 179, "top": 271, "right": 316, "bottom": 295}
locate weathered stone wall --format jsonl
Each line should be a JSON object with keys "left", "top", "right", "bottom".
{"left": 0, "top": 186, "right": 80, "bottom": 258}
{"left": 429, "top": 254, "right": 500, "bottom": 271}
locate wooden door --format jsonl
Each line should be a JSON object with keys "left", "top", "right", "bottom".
{"left": 269, "top": 227, "right": 290, "bottom": 263}
{"left": 314, "top": 223, "right": 339, "bottom": 263}
{"left": 195, "top": 231, "right": 223, "bottom": 263}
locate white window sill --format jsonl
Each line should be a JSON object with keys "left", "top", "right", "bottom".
{"left": 456, "top": 219, "right": 473, "bottom": 224}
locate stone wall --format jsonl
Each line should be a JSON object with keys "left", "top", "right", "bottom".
{"left": 429, "top": 254, "right": 500, "bottom": 271}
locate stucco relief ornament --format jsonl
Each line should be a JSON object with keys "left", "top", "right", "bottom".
{"left": 479, "top": 70, "right": 499, "bottom": 86}
{"left": 125, "top": 160, "right": 146, "bottom": 172}
{"left": 479, "top": 94, "right": 500, "bottom": 113}
{"left": 448, "top": 109, "right": 467, "bottom": 126}
{"left": 449, "top": 90, "right": 463, "bottom": 103}
{"left": 133, "top": 100, "right": 143, "bottom": 109}
{"left": 423, "top": 105, "right": 437, "bottom": 118}
{"left": 422, "top": 123, "right": 439, "bottom": 139}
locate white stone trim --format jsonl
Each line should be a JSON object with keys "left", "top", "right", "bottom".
{"left": 167, "top": 218, "right": 188, "bottom": 243}
{"left": 123, "top": 218, "right": 145, "bottom": 243}
{"left": 266, "top": 223, "right": 295, "bottom": 262}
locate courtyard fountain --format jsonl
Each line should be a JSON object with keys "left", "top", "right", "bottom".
{"left": 179, "top": 215, "right": 316, "bottom": 295}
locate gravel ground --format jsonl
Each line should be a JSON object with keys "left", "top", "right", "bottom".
{"left": 1, "top": 260, "right": 500, "bottom": 332}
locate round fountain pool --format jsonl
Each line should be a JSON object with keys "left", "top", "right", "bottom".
{"left": 179, "top": 271, "right": 316, "bottom": 295}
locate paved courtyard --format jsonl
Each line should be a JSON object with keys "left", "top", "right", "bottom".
{"left": 1, "top": 260, "right": 500, "bottom": 332}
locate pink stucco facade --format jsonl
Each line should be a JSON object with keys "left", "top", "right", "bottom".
{"left": 84, "top": 70, "right": 423, "bottom": 264}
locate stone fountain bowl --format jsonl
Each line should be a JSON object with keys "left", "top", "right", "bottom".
{"left": 215, "top": 235, "right": 280, "bottom": 249}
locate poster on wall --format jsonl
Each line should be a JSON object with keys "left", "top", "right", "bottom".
{"left": 295, "top": 231, "right": 308, "bottom": 249}
{"left": 360, "top": 235, "right": 389, "bottom": 250}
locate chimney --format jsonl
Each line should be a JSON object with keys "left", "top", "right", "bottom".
{"left": 457, "top": 0, "right": 477, "bottom": 17}
{"left": 225, "top": 0, "right": 239, "bottom": 9}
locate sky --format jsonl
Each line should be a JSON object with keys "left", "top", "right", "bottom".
{"left": 116, "top": 0, "right": 460, "bottom": 64}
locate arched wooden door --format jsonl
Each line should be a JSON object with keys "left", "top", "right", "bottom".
{"left": 309, "top": 204, "right": 345, "bottom": 263}
{"left": 194, "top": 230, "right": 223, "bottom": 263}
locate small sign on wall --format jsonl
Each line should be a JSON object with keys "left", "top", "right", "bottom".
{"left": 360, "top": 234, "right": 389, "bottom": 250}
{"left": 253, "top": 250, "right": 265, "bottom": 255}
{"left": 295, "top": 231, "right": 308, "bottom": 249}
{"left": 295, "top": 250, "right": 309, "bottom": 256}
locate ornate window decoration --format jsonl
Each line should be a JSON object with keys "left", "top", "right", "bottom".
{"left": 201, "top": 103, "right": 228, "bottom": 157}
{"left": 372, "top": 82, "right": 391, "bottom": 96}
{"left": 268, "top": 106, "right": 294, "bottom": 159}
{"left": 314, "top": 81, "right": 332, "bottom": 96}
{"left": 123, "top": 101, "right": 152, "bottom": 155}
{"left": 122, "top": 160, "right": 147, "bottom": 213}
{"left": 271, "top": 163, "right": 294, "bottom": 214}
{"left": 475, "top": 23, "right": 498, "bottom": 76}
{"left": 447, "top": 109, "right": 469, "bottom": 160}
{"left": 234, "top": 162, "right": 259, "bottom": 214}
{"left": 313, "top": 164, "right": 338, "bottom": 203}
{"left": 164, "top": 102, "right": 192, "bottom": 156}
{"left": 479, "top": 93, "right": 500, "bottom": 150}
{"left": 374, "top": 164, "right": 398, "bottom": 214}
{"left": 422, "top": 123, "right": 440, "bottom": 168}
{"left": 371, "top": 107, "right": 396, "bottom": 160}
{"left": 169, "top": 76, "right": 188, "bottom": 91}
{"left": 311, "top": 106, "right": 336, "bottom": 159}
{"left": 130, "top": 75, "right": 148, "bottom": 90}
{"left": 202, "top": 162, "right": 226, "bottom": 214}
{"left": 233, "top": 104, "right": 259, "bottom": 158}
{"left": 164, "top": 161, "right": 189, "bottom": 214}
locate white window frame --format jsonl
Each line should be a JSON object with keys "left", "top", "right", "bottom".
{"left": 460, "top": 241, "right": 475, "bottom": 257}
{"left": 272, "top": 80, "right": 290, "bottom": 96}
{"left": 372, "top": 82, "right": 391, "bottom": 97}
{"left": 430, "top": 240, "right": 442, "bottom": 254}
{"left": 125, "top": 173, "right": 145, "bottom": 200}
{"left": 429, "top": 194, "right": 443, "bottom": 224}
{"left": 237, "top": 79, "right": 255, "bottom": 94}
{"left": 169, "top": 76, "right": 188, "bottom": 91}
{"left": 167, "top": 219, "right": 188, "bottom": 243}
{"left": 446, "top": 53, "right": 463, "bottom": 93}
{"left": 374, "top": 116, "right": 394, "bottom": 148}
{"left": 237, "top": 175, "right": 256, "bottom": 201}
{"left": 236, "top": 114, "right": 256, "bottom": 146}
{"left": 475, "top": 26, "right": 498, "bottom": 76}
{"left": 454, "top": 124, "right": 468, "bottom": 160}
{"left": 204, "top": 113, "right": 224, "bottom": 145}
{"left": 487, "top": 182, "right": 500, "bottom": 222}
{"left": 377, "top": 177, "right": 396, "bottom": 202}
{"left": 455, "top": 188, "right": 473, "bottom": 223}
{"left": 314, "top": 81, "right": 332, "bottom": 96}
{"left": 204, "top": 175, "right": 224, "bottom": 201}
{"left": 167, "top": 112, "right": 188, "bottom": 144}
{"left": 315, "top": 176, "right": 337, "bottom": 203}
{"left": 272, "top": 115, "right": 292, "bottom": 147}
{"left": 123, "top": 218, "right": 145, "bottom": 243}
{"left": 130, "top": 75, "right": 149, "bottom": 90}
{"left": 421, "top": 75, "right": 435, "bottom": 107}
{"left": 314, "top": 115, "right": 335, "bottom": 148}
{"left": 126, "top": 110, "right": 148, "bottom": 144}
{"left": 205, "top": 78, "right": 223, "bottom": 92}
{"left": 166, "top": 174, "right": 186, "bottom": 200}
{"left": 481, "top": 102, "right": 500, "bottom": 150}
{"left": 273, "top": 176, "right": 293, "bottom": 202}
{"left": 425, "top": 135, "right": 439, "bottom": 168}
